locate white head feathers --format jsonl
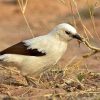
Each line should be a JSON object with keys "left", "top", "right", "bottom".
{"left": 55, "top": 23, "right": 77, "bottom": 34}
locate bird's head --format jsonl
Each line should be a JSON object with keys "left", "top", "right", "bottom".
{"left": 51, "top": 23, "right": 83, "bottom": 42}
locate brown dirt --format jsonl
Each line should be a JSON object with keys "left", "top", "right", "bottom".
{"left": 0, "top": 0, "right": 100, "bottom": 99}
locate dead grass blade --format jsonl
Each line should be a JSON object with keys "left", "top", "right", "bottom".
{"left": 87, "top": 0, "right": 100, "bottom": 40}
{"left": 63, "top": 56, "right": 78, "bottom": 72}
{"left": 72, "top": 0, "right": 94, "bottom": 40}
{"left": 57, "top": 0, "right": 66, "bottom": 5}
{"left": 69, "top": 0, "right": 77, "bottom": 29}
{"left": 17, "top": 0, "right": 34, "bottom": 37}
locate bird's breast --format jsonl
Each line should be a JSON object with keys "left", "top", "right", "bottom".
{"left": 47, "top": 41, "right": 67, "bottom": 63}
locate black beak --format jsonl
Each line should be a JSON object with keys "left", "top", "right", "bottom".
{"left": 72, "top": 34, "right": 83, "bottom": 41}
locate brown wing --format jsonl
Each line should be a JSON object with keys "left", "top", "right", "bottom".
{"left": 0, "top": 42, "right": 46, "bottom": 56}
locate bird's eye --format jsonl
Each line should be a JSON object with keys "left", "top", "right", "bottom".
{"left": 65, "top": 31, "right": 71, "bottom": 35}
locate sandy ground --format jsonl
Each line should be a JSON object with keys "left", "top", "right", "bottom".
{"left": 0, "top": 0, "right": 100, "bottom": 99}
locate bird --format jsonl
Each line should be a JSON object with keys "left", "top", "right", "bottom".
{"left": 0, "top": 23, "right": 83, "bottom": 86}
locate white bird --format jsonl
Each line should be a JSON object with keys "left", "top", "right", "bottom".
{"left": 0, "top": 23, "right": 83, "bottom": 85}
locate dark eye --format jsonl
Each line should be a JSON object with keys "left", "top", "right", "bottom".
{"left": 65, "top": 31, "right": 71, "bottom": 35}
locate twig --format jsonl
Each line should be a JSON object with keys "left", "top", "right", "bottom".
{"left": 82, "top": 37, "right": 100, "bottom": 58}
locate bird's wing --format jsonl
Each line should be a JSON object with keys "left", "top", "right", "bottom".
{"left": 23, "top": 35, "right": 53, "bottom": 54}
{"left": 0, "top": 35, "right": 50, "bottom": 56}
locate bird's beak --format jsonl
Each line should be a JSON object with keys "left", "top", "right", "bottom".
{"left": 72, "top": 34, "right": 83, "bottom": 42}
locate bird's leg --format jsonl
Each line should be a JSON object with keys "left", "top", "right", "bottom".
{"left": 24, "top": 76, "right": 39, "bottom": 87}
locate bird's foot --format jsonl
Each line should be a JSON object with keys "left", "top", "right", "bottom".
{"left": 24, "top": 76, "right": 39, "bottom": 87}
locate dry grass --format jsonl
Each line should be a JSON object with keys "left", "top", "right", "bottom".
{"left": 17, "top": 0, "right": 34, "bottom": 37}
{"left": 0, "top": 63, "right": 100, "bottom": 99}
{"left": 0, "top": 0, "right": 100, "bottom": 99}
